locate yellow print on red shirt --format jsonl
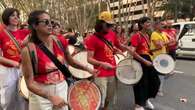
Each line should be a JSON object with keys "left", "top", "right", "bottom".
{"left": 104, "top": 45, "right": 114, "bottom": 63}
{"left": 6, "top": 40, "right": 20, "bottom": 57}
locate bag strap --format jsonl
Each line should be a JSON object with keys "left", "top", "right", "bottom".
{"left": 38, "top": 41, "right": 71, "bottom": 78}
{"left": 27, "top": 36, "right": 70, "bottom": 76}
{"left": 3, "top": 29, "right": 21, "bottom": 52}
{"left": 27, "top": 43, "right": 38, "bottom": 75}
{"left": 94, "top": 33, "right": 114, "bottom": 52}
{"left": 139, "top": 32, "right": 150, "bottom": 49}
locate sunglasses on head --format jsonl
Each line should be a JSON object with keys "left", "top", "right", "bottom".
{"left": 37, "top": 19, "right": 54, "bottom": 25}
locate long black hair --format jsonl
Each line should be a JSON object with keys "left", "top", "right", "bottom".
{"left": 27, "top": 10, "right": 49, "bottom": 44}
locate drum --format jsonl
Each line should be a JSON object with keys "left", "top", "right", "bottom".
{"left": 69, "top": 51, "right": 93, "bottom": 79}
{"left": 114, "top": 54, "right": 125, "bottom": 64}
{"left": 153, "top": 54, "right": 175, "bottom": 74}
{"left": 68, "top": 80, "right": 101, "bottom": 110}
{"left": 116, "top": 58, "right": 143, "bottom": 85}
{"left": 18, "top": 76, "right": 29, "bottom": 99}
{"left": 68, "top": 45, "right": 75, "bottom": 55}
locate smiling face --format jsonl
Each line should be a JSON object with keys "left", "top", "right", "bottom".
{"left": 9, "top": 11, "right": 20, "bottom": 26}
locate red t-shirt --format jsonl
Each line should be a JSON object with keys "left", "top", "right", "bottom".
{"left": 130, "top": 32, "right": 150, "bottom": 55}
{"left": 34, "top": 37, "right": 68, "bottom": 84}
{"left": 162, "top": 29, "right": 177, "bottom": 51}
{"left": 117, "top": 34, "right": 126, "bottom": 45}
{"left": 85, "top": 30, "right": 120, "bottom": 77}
{"left": 0, "top": 29, "right": 30, "bottom": 67}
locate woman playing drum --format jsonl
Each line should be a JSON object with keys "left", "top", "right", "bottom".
{"left": 21, "top": 10, "right": 97, "bottom": 110}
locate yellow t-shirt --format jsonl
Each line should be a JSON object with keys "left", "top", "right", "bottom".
{"left": 150, "top": 31, "right": 169, "bottom": 59}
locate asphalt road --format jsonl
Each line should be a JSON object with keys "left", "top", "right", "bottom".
{"left": 108, "top": 58, "right": 195, "bottom": 110}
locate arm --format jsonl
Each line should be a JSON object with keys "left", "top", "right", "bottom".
{"left": 21, "top": 47, "right": 67, "bottom": 108}
{"left": 150, "top": 40, "right": 164, "bottom": 52}
{"left": 129, "top": 34, "right": 152, "bottom": 66}
{"left": 0, "top": 50, "right": 19, "bottom": 68}
{"left": 130, "top": 46, "right": 152, "bottom": 66}
{"left": 87, "top": 50, "right": 114, "bottom": 70}
{"left": 21, "top": 47, "right": 51, "bottom": 99}
{"left": 64, "top": 47, "right": 95, "bottom": 74}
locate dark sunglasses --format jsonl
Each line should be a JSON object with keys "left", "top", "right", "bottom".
{"left": 37, "top": 19, "right": 54, "bottom": 25}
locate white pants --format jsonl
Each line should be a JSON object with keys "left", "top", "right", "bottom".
{"left": 94, "top": 76, "right": 117, "bottom": 108}
{"left": 29, "top": 81, "right": 68, "bottom": 110}
{"left": 0, "top": 65, "right": 26, "bottom": 110}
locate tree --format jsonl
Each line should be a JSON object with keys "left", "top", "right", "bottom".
{"left": 0, "top": 0, "right": 106, "bottom": 34}
{"left": 146, "top": 0, "right": 166, "bottom": 21}
{"left": 162, "top": 0, "right": 195, "bottom": 22}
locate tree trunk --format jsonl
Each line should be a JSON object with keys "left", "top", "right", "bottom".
{"left": 142, "top": 0, "right": 146, "bottom": 16}
{"left": 118, "top": 0, "right": 122, "bottom": 25}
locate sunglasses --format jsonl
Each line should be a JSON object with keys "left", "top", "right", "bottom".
{"left": 37, "top": 19, "right": 54, "bottom": 26}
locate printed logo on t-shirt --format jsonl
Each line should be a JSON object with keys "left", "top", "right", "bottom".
{"left": 6, "top": 40, "right": 20, "bottom": 57}
{"left": 104, "top": 45, "right": 114, "bottom": 63}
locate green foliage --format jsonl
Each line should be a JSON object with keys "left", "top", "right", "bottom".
{"left": 0, "top": 0, "right": 107, "bottom": 34}
{"left": 162, "top": 0, "right": 195, "bottom": 21}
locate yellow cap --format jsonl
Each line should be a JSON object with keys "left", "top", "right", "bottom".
{"left": 98, "top": 11, "right": 114, "bottom": 24}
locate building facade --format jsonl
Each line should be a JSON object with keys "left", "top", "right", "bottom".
{"left": 109, "top": 0, "right": 165, "bottom": 25}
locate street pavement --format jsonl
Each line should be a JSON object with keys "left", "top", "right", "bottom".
{"left": 108, "top": 58, "right": 195, "bottom": 110}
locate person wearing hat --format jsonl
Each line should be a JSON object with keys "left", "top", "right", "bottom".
{"left": 85, "top": 11, "right": 132, "bottom": 110}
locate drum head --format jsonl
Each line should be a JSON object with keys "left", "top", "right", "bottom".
{"left": 116, "top": 58, "right": 143, "bottom": 85}
{"left": 68, "top": 80, "right": 101, "bottom": 110}
{"left": 153, "top": 54, "right": 175, "bottom": 74}
{"left": 69, "top": 51, "right": 93, "bottom": 79}
{"left": 115, "top": 54, "right": 125, "bottom": 64}
{"left": 19, "top": 76, "right": 29, "bottom": 99}
{"left": 68, "top": 45, "right": 75, "bottom": 55}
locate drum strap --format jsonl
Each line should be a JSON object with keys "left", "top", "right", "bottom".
{"left": 3, "top": 29, "right": 21, "bottom": 52}
{"left": 27, "top": 36, "right": 70, "bottom": 77}
{"left": 94, "top": 33, "right": 114, "bottom": 53}
{"left": 27, "top": 43, "right": 38, "bottom": 76}
{"left": 38, "top": 42, "right": 72, "bottom": 78}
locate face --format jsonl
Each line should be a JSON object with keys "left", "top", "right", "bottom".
{"left": 53, "top": 25, "right": 61, "bottom": 35}
{"left": 9, "top": 11, "right": 19, "bottom": 26}
{"left": 154, "top": 22, "right": 162, "bottom": 30}
{"left": 102, "top": 22, "right": 109, "bottom": 34}
{"left": 142, "top": 20, "right": 151, "bottom": 30}
{"left": 133, "top": 23, "right": 139, "bottom": 31}
{"left": 116, "top": 26, "right": 122, "bottom": 33}
{"left": 35, "top": 13, "right": 52, "bottom": 35}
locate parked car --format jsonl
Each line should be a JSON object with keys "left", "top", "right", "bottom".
{"left": 172, "top": 22, "right": 195, "bottom": 58}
